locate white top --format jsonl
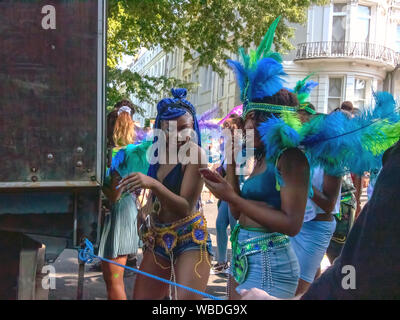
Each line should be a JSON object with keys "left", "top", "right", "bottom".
{"left": 303, "top": 166, "right": 341, "bottom": 223}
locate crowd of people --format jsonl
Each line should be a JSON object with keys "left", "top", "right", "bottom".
{"left": 95, "top": 17, "right": 400, "bottom": 300}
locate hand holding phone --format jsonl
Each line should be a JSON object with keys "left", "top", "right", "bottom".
{"left": 199, "top": 168, "right": 221, "bottom": 183}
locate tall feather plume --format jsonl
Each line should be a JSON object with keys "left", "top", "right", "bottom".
{"left": 226, "top": 59, "right": 247, "bottom": 100}
{"left": 227, "top": 16, "right": 284, "bottom": 105}
{"left": 239, "top": 47, "right": 250, "bottom": 69}
{"left": 255, "top": 16, "right": 282, "bottom": 63}
{"left": 300, "top": 92, "right": 400, "bottom": 175}
{"left": 294, "top": 73, "right": 315, "bottom": 94}
{"left": 372, "top": 91, "right": 399, "bottom": 121}
{"left": 248, "top": 58, "right": 287, "bottom": 100}
{"left": 293, "top": 73, "right": 318, "bottom": 105}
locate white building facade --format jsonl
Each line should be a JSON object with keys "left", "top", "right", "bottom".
{"left": 130, "top": 0, "right": 400, "bottom": 123}
{"left": 286, "top": 0, "right": 400, "bottom": 113}
{"left": 130, "top": 45, "right": 168, "bottom": 125}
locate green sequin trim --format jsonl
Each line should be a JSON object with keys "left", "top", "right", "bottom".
{"left": 242, "top": 102, "right": 299, "bottom": 118}
{"left": 299, "top": 103, "right": 316, "bottom": 115}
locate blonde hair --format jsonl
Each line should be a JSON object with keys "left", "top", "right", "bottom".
{"left": 113, "top": 111, "right": 136, "bottom": 147}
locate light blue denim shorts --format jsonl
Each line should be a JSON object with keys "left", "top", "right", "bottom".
{"left": 290, "top": 219, "right": 337, "bottom": 283}
{"left": 233, "top": 228, "right": 300, "bottom": 299}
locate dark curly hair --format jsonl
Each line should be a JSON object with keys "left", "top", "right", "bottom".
{"left": 223, "top": 113, "right": 244, "bottom": 130}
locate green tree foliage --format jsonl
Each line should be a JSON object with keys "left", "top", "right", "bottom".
{"left": 107, "top": 0, "right": 326, "bottom": 112}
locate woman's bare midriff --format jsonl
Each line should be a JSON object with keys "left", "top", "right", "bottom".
{"left": 150, "top": 201, "right": 199, "bottom": 224}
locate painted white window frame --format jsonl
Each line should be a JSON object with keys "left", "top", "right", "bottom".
{"left": 327, "top": 76, "right": 345, "bottom": 112}
{"left": 331, "top": 2, "right": 348, "bottom": 43}
{"left": 356, "top": 3, "right": 371, "bottom": 43}
{"left": 353, "top": 77, "right": 368, "bottom": 109}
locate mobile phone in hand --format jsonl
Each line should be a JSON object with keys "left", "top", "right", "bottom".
{"left": 199, "top": 168, "right": 220, "bottom": 183}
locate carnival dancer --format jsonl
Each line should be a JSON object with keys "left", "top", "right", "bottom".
{"left": 99, "top": 102, "right": 152, "bottom": 299}
{"left": 289, "top": 104, "right": 340, "bottom": 294}
{"left": 201, "top": 17, "right": 310, "bottom": 299}
{"left": 118, "top": 88, "right": 212, "bottom": 300}
{"left": 285, "top": 79, "right": 341, "bottom": 295}
{"left": 201, "top": 15, "right": 400, "bottom": 299}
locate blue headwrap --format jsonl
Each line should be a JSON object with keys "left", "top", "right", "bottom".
{"left": 148, "top": 88, "right": 202, "bottom": 179}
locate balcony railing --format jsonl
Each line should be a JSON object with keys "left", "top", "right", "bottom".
{"left": 295, "top": 41, "right": 400, "bottom": 67}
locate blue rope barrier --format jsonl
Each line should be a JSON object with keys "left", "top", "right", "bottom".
{"left": 78, "top": 238, "right": 222, "bottom": 300}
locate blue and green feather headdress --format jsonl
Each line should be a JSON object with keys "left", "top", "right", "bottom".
{"left": 226, "top": 16, "right": 298, "bottom": 118}
{"left": 293, "top": 73, "right": 318, "bottom": 115}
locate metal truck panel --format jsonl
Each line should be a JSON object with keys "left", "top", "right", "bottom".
{"left": 0, "top": 0, "right": 105, "bottom": 188}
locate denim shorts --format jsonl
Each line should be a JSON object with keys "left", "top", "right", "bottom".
{"left": 153, "top": 235, "right": 213, "bottom": 261}
{"left": 290, "top": 219, "right": 336, "bottom": 283}
{"left": 233, "top": 228, "right": 300, "bottom": 299}
{"left": 144, "top": 213, "right": 214, "bottom": 262}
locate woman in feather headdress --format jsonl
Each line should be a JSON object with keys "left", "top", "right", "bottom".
{"left": 201, "top": 17, "right": 310, "bottom": 299}
{"left": 99, "top": 100, "right": 152, "bottom": 300}
{"left": 201, "top": 16, "right": 400, "bottom": 299}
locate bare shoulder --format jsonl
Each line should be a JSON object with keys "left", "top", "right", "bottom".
{"left": 278, "top": 147, "right": 309, "bottom": 173}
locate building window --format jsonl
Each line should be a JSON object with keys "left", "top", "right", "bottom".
{"left": 328, "top": 77, "right": 343, "bottom": 112}
{"left": 354, "top": 78, "right": 366, "bottom": 109}
{"left": 357, "top": 5, "right": 371, "bottom": 43}
{"left": 332, "top": 3, "right": 347, "bottom": 43}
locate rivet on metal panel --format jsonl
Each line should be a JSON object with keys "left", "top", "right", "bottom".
{"left": 31, "top": 176, "right": 38, "bottom": 182}
{"left": 76, "top": 161, "right": 83, "bottom": 167}
{"left": 47, "top": 153, "right": 54, "bottom": 160}
{"left": 76, "top": 147, "right": 83, "bottom": 153}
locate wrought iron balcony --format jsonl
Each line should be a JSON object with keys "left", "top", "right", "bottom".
{"left": 295, "top": 41, "right": 400, "bottom": 68}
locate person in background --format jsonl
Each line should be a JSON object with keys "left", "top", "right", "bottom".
{"left": 212, "top": 114, "right": 243, "bottom": 274}
{"left": 99, "top": 100, "right": 151, "bottom": 299}
{"left": 290, "top": 105, "right": 342, "bottom": 295}
{"left": 340, "top": 101, "right": 354, "bottom": 113}
{"left": 90, "top": 100, "right": 137, "bottom": 273}
{"left": 325, "top": 172, "right": 356, "bottom": 264}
